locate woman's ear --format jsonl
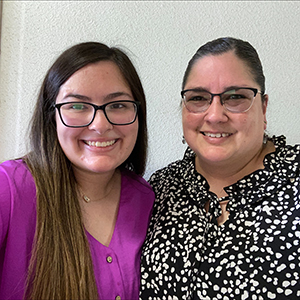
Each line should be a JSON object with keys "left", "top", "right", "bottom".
{"left": 262, "top": 94, "right": 268, "bottom": 129}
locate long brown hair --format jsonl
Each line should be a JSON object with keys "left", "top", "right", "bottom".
{"left": 23, "top": 42, "right": 147, "bottom": 299}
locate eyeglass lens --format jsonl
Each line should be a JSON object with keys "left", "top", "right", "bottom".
{"left": 58, "top": 101, "right": 137, "bottom": 127}
{"left": 183, "top": 88, "right": 256, "bottom": 113}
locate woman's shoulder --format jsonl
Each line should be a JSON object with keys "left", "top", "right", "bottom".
{"left": 121, "top": 168, "right": 154, "bottom": 195}
{"left": 262, "top": 136, "right": 300, "bottom": 185}
{"left": 0, "top": 159, "right": 36, "bottom": 236}
{"left": 149, "top": 149, "right": 194, "bottom": 185}
{"left": 0, "top": 159, "right": 30, "bottom": 178}
{"left": 149, "top": 160, "right": 183, "bottom": 181}
{"left": 273, "top": 135, "right": 300, "bottom": 152}
{"left": 1, "top": 158, "right": 25, "bottom": 168}
{"left": 0, "top": 159, "right": 35, "bottom": 192}
{"left": 271, "top": 135, "right": 300, "bottom": 165}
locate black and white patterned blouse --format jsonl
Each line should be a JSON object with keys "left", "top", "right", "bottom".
{"left": 140, "top": 135, "right": 300, "bottom": 299}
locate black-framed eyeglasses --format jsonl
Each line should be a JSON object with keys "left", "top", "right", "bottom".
{"left": 54, "top": 100, "right": 140, "bottom": 128}
{"left": 181, "top": 87, "right": 263, "bottom": 113}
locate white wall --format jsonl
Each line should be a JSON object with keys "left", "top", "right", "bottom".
{"left": 0, "top": 1, "right": 300, "bottom": 179}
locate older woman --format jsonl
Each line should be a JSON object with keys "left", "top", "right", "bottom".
{"left": 140, "top": 37, "right": 300, "bottom": 299}
{"left": 0, "top": 42, "right": 154, "bottom": 300}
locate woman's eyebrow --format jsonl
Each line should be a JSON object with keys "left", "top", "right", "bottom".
{"left": 188, "top": 86, "right": 248, "bottom": 93}
{"left": 104, "top": 92, "right": 133, "bottom": 100}
{"left": 62, "top": 93, "right": 91, "bottom": 101}
{"left": 62, "top": 92, "right": 133, "bottom": 102}
{"left": 186, "top": 87, "right": 208, "bottom": 92}
{"left": 223, "top": 85, "right": 247, "bottom": 91}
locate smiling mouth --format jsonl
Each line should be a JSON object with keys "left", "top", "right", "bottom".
{"left": 202, "top": 132, "right": 232, "bottom": 138}
{"left": 85, "top": 140, "right": 117, "bottom": 148}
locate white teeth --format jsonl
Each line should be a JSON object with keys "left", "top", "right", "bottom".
{"left": 86, "top": 140, "right": 116, "bottom": 147}
{"left": 204, "top": 132, "right": 230, "bottom": 138}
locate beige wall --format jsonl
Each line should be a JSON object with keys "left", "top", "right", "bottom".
{"left": 0, "top": 1, "right": 300, "bottom": 179}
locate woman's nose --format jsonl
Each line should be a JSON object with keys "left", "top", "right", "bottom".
{"left": 88, "top": 110, "right": 113, "bottom": 133}
{"left": 204, "top": 96, "right": 228, "bottom": 123}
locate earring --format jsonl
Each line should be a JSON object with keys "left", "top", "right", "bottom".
{"left": 182, "top": 136, "right": 186, "bottom": 144}
{"left": 263, "top": 132, "right": 268, "bottom": 144}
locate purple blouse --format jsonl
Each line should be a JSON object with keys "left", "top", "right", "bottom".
{"left": 0, "top": 160, "right": 154, "bottom": 300}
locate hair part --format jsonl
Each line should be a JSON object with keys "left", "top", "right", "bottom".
{"left": 24, "top": 42, "right": 147, "bottom": 299}
{"left": 182, "top": 37, "right": 266, "bottom": 98}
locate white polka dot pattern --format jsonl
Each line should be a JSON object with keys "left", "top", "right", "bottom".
{"left": 140, "top": 136, "right": 300, "bottom": 299}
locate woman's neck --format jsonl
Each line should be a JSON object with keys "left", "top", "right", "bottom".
{"left": 74, "top": 168, "right": 120, "bottom": 203}
{"left": 75, "top": 169, "right": 122, "bottom": 246}
{"left": 196, "top": 141, "right": 275, "bottom": 198}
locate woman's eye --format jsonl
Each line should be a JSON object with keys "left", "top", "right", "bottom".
{"left": 61, "top": 103, "right": 90, "bottom": 112}
{"left": 67, "top": 103, "right": 91, "bottom": 111}
{"left": 71, "top": 104, "right": 85, "bottom": 110}
{"left": 189, "top": 95, "right": 207, "bottom": 102}
{"left": 109, "top": 103, "right": 126, "bottom": 109}
{"left": 228, "top": 94, "right": 245, "bottom": 100}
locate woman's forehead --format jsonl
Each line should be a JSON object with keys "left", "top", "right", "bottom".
{"left": 185, "top": 52, "right": 256, "bottom": 89}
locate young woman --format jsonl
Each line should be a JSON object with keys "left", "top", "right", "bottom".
{"left": 0, "top": 42, "right": 154, "bottom": 300}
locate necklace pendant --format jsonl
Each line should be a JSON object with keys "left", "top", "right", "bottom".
{"left": 83, "top": 195, "right": 91, "bottom": 203}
